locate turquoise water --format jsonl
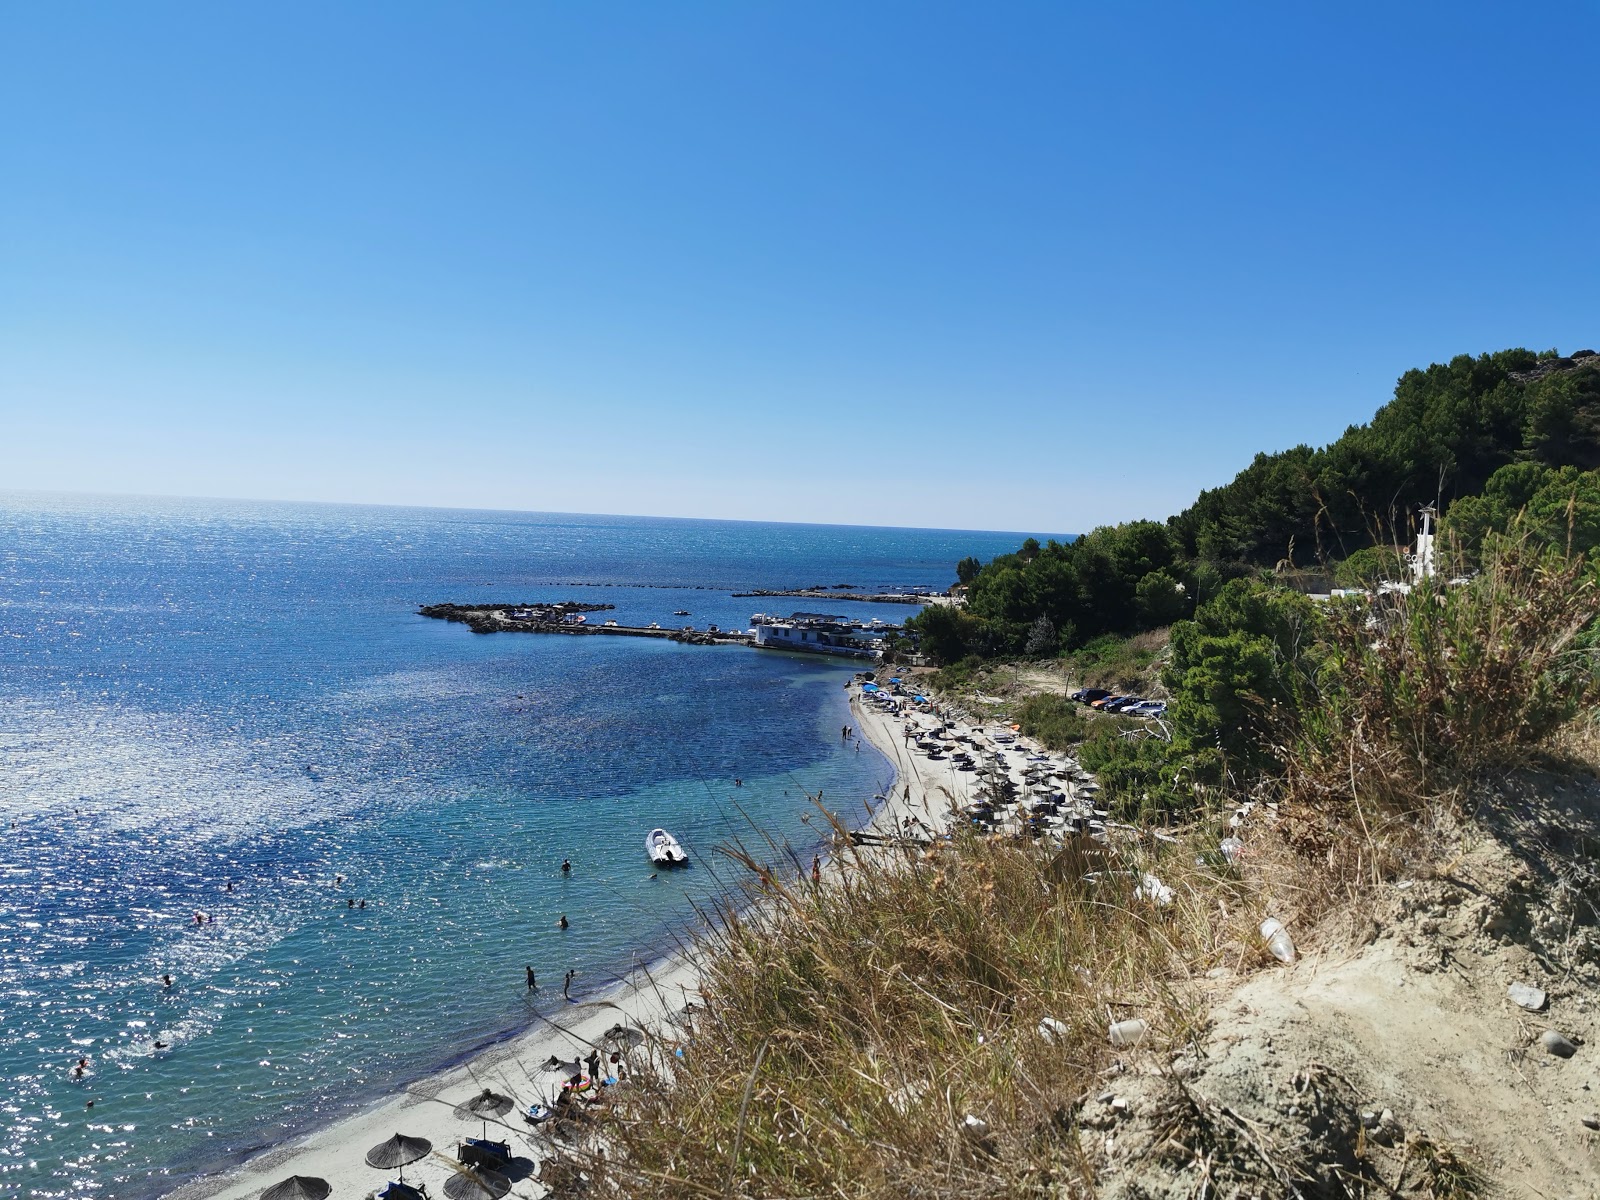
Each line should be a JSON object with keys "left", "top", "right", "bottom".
{"left": 0, "top": 493, "right": 1044, "bottom": 1198}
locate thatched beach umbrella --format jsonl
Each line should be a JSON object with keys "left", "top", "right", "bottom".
{"left": 443, "top": 1167, "right": 512, "bottom": 1200}
{"left": 535, "top": 1057, "right": 583, "bottom": 1105}
{"left": 260, "top": 1176, "right": 331, "bottom": 1200}
{"left": 453, "top": 1087, "right": 514, "bottom": 1139}
{"left": 601, "top": 1022, "right": 645, "bottom": 1051}
{"left": 365, "top": 1131, "right": 432, "bottom": 1182}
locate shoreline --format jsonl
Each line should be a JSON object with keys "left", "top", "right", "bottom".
{"left": 160, "top": 935, "right": 707, "bottom": 1200}
{"left": 158, "top": 686, "right": 916, "bottom": 1200}
{"left": 155, "top": 674, "right": 1078, "bottom": 1199}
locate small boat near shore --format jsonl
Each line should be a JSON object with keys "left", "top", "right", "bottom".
{"left": 645, "top": 828, "right": 688, "bottom": 867}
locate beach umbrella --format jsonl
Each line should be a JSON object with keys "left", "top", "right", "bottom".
{"left": 444, "top": 1167, "right": 511, "bottom": 1200}
{"left": 601, "top": 1022, "right": 645, "bottom": 1050}
{"left": 535, "top": 1057, "right": 583, "bottom": 1105}
{"left": 365, "top": 1131, "right": 432, "bottom": 1182}
{"left": 261, "top": 1177, "right": 331, "bottom": 1200}
{"left": 452, "top": 1087, "right": 514, "bottom": 1139}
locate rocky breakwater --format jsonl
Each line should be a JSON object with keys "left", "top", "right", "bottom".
{"left": 418, "top": 602, "right": 753, "bottom": 648}
{"left": 731, "top": 588, "right": 930, "bottom": 604}
{"left": 419, "top": 601, "right": 614, "bottom": 633}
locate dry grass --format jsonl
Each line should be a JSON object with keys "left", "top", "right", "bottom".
{"left": 1273, "top": 540, "right": 1600, "bottom": 884}
{"left": 539, "top": 815, "right": 1261, "bottom": 1198}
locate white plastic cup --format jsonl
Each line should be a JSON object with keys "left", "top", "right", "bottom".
{"left": 1108, "top": 1018, "right": 1149, "bottom": 1048}
{"left": 1260, "top": 917, "right": 1296, "bottom": 963}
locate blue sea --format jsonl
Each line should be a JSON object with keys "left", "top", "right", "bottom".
{"left": 0, "top": 492, "right": 1041, "bottom": 1198}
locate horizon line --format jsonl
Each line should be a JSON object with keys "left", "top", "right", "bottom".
{"left": 0, "top": 486, "right": 1077, "bottom": 543}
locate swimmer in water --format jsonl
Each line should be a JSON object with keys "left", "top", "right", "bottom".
{"left": 560, "top": 858, "right": 571, "bottom": 875}
{"left": 557, "top": 914, "right": 569, "bottom": 930}
{"left": 162, "top": 974, "right": 173, "bottom": 988}
{"left": 153, "top": 1040, "right": 169, "bottom": 1050}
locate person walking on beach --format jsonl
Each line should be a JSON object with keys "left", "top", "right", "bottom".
{"left": 525, "top": 965, "right": 537, "bottom": 990}
{"left": 586, "top": 1048, "right": 600, "bottom": 1083}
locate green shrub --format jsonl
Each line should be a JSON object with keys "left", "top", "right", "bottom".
{"left": 1014, "top": 693, "right": 1087, "bottom": 750}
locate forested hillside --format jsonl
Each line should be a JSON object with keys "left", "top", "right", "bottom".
{"left": 910, "top": 346, "right": 1600, "bottom": 662}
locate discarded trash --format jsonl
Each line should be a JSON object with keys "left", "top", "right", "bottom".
{"left": 1037, "top": 1016, "right": 1070, "bottom": 1043}
{"left": 961, "top": 1113, "right": 990, "bottom": 1136}
{"left": 1135, "top": 873, "right": 1174, "bottom": 907}
{"left": 1260, "top": 917, "right": 1297, "bottom": 963}
{"left": 1219, "top": 836, "right": 1244, "bottom": 865}
{"left": 1108, "top": 1019, "right": 1149, "bottom": 1048}
{"left": 1508, "top": 982, "right": 1547, "bottom": 1012}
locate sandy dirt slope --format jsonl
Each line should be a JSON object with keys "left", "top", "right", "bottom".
{"left": 1082, "top": 770, "right": 1600, "bottom": 1198}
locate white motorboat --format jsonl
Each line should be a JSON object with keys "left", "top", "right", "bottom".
{"left": 645, "top": 828, "right": 688, "bottom": 867}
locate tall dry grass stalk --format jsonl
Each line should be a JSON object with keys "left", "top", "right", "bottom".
{"left": 539, "top": 814, "right": 1260, "bottom": 1198}
{"left": 1277, "top": 537, "right": 1600, "bottom": 874}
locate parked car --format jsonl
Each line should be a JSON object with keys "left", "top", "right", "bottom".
{"left": 1128, "top": 701, "right": 1166, "bottom": 717}
{"left": 1103, "top": 696, "right": 1145, "bottom": 712}
{"left": 1074, "top": 688, "right": 1111, "bottom": 704}
{"left": 1089, "top": 695, "right": 1123, "bottom": 710}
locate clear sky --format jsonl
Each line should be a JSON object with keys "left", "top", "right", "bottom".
{"left": 3, "top": 2, "right": 1596, "bottom": 532}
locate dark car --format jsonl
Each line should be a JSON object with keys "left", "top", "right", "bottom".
{"left": 1104, "top": 696, "right": 1145, "bottom": 712}
{"left": 1075, "top": 688, "right": 1111, "bottom": 704}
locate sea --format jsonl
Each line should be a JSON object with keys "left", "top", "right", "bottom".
{"left": 0, "top": 491, "right": 1044, "bottom": 1199}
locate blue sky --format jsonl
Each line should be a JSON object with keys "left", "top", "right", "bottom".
{"left": 3, "top": 2, "right": 1596, "bottom": 531}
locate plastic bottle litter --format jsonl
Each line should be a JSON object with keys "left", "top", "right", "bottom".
{"left": 1037, "top": 1016, "right": 1070, "bottom": 1043}
{"left": 1108, "top": 1018, "right": 1149, "bottom": 1048}
{"left": 1220, "top": 837, "right": 1244, "bottom": 865}
{"left": 1260, "top": 917, "right": 1297, "bottom": 963}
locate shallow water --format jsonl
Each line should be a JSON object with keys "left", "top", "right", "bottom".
{"left": 0, "top": 493, "right": 1038, "bottom": 1197}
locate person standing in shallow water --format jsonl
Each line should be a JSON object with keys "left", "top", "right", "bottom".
{"left": 558, "top": 913, "right": 568, "bottom": 930}
{"left": 563, "top": 969, "right": 575, "bottom": 1000}
{"left": 525, "top": 965, "right": 537, "bottom": 990}
{"left": 560, "top": 858, "right": 571, "bottom": 875}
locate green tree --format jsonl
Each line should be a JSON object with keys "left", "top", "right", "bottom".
{"left": 1161, "top": 579, "right": 1322, "bottom": 785}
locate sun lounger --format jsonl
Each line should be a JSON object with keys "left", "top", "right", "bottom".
{"left": 458, "top": 1137, "right": 511, "bottom": 1168}
{"left": 378, "top": 1182, "right": 427, "bottom": 1200}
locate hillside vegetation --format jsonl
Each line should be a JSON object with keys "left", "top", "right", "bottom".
{"left": 536, "top": 344, "right": 1600, "bottom": 1198}
{"left": 909, "top": 347, "right": 1600, "bottom": 666}
{"left": 908, "top": 346, "right": 1600, "bottom": 822}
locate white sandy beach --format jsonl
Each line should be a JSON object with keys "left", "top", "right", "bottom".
{"left": 160, "top": 672, "right": 1079, "bottom": 1200}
